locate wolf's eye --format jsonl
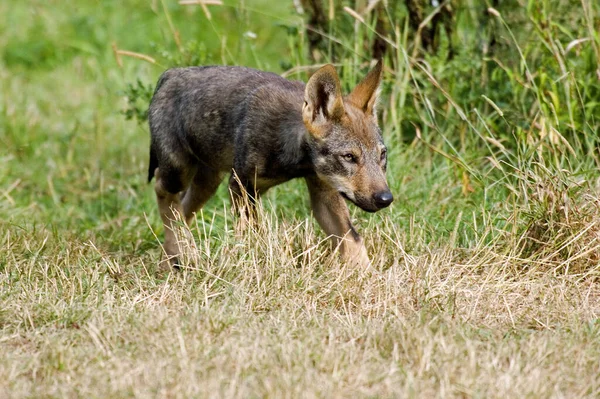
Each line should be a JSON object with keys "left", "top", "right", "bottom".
{"left": 342, "top": 153, "right": 357, "bottom": 163}
{"left": 380, "top": 149, "right": 387, "bottom": 162}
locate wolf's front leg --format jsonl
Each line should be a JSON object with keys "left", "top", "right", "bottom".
{"left": 305, "top": 176, "right": 371, "bottom": 267}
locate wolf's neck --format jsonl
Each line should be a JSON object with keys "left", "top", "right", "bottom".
{"left": 276, "top": 95, "right": 313, "bottom": 172}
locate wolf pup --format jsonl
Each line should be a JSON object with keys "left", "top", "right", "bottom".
{"left": 148, "top": 60, "right": 393, "bottom": 268}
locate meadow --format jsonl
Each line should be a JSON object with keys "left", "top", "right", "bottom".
{"left": 1, "top": 0, "right": 600, "bottom": 397}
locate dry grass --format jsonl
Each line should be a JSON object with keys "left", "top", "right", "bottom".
{"left": 2, "top": 203, "right": 600, "bottom": 398}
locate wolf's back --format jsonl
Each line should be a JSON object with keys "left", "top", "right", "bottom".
{"left": 147, "top": 66, "right": 305, "bottom": 179}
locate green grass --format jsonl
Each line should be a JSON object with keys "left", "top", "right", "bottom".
{"left": 2, "top": 0, "right": 600, "bottom": 397}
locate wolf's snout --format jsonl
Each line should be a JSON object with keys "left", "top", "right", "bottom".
{"left": 373, "top": 190, "right": 393, "bottom": 209}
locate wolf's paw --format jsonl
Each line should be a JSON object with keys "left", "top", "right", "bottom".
{"left": 342, "top": 240, "right": 372, "bottom": 269}
{"left": 158, "top": 253, "right": 182, "bottom": 272}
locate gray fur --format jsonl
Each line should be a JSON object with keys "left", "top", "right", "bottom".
{"left": 149, "top": 66, "right": 309, "bottom": 194}
{"left": 148, "top": 63, "right": 392, "bottom": 268}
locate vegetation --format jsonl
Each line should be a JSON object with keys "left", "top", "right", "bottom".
{"left": 1, "top": 0, "right": 600, "bottom": 396}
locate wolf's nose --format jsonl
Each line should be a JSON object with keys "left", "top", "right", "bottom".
{"left": 373, "top": 190, "right": 393, "bottom": 209}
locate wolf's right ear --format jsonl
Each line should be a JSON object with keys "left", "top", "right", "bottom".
{"left": 347, "top": 59, "right": 383, "bottom": 117}
{"left": 303, "top": 64, "right": 345, "bottom": 137}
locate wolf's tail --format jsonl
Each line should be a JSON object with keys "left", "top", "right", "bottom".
{"left": 147, "top": 71, "right": 171, "bottom": 183}
{"left": 148, "top": 144, "right": 158, "bottom": 183}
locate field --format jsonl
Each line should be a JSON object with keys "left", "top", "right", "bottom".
{"left": 1, "top": 0, "right": 600, "bottom": 397}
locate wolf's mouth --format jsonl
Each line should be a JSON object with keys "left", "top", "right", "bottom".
{"left": 339, "top": 191, "right": 351, "bottom": 201}
{"left": 339, "top": 191, "right": 378, "bottom": 213}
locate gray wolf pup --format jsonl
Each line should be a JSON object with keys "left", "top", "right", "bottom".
{"left": 148, "top": 60, "right": 393, "bottom": 268}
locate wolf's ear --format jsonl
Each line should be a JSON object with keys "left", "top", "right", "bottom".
{"left": 347, "top": 59, "right": 383, "bottom": 116}
{"left": 303, "top": 64, "right": 345, "bottom": 135}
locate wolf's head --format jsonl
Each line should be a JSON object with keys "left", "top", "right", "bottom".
{"left": 302, "top": 61, "right": 393, "bottom": 212}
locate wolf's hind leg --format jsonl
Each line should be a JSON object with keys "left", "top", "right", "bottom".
{"left": 228, "top": 173, "right": 269, "bottom": 232}
{"left": 154, "top": 166, "right": 193, "bottom": 268}
{"left": 182, "top": 166, "right": 224, "bottom": 224}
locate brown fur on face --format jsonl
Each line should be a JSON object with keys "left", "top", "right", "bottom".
{"left": 303, "top": 60, "right": 392, "bottom": 213}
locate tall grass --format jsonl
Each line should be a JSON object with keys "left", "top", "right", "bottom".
{"left": 1, "top": 0, "right": 600, "bottom": 397}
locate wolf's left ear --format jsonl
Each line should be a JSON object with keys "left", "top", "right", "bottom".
{"left": 303, "top": 64, "right": 345, "bottom": 137}
{"left": 347, "top": 59, "right": 383, "bottom": 116}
